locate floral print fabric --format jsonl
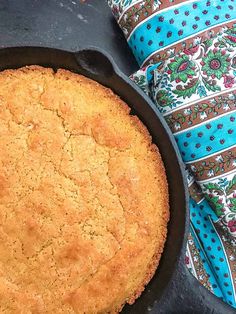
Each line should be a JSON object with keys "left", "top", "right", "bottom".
{"left": 108, "top": 0, "right": 236, "bottom": 309}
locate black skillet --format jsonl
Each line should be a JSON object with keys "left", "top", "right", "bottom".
{"left": 0, "top": 47, "right": 234, "bottom": 314}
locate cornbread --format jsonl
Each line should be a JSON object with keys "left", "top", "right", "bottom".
{"left": 0, "top": 66, "right": 169, "bottom": 313}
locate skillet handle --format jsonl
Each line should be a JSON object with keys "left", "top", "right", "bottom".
{"left": 156, "top": 256, "right": 235, "bottom": 314}
{"left": 74, "top": 48, "right": 115, "bottom": 79}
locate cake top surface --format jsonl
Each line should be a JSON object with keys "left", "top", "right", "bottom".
{"left": 0, "top": 66, "right": 169, "bottom": 313}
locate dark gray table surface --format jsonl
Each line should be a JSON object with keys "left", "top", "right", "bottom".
{"left": 0, "top": 0, "right": 139, "bottom": 75}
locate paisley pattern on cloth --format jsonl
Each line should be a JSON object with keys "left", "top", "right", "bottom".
{"left": 108, "top": 0, "right": 236, "bottom": 309}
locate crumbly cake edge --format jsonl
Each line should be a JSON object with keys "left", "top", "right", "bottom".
{"left": 115, "top": 118, "right": 169, "bottom": 313}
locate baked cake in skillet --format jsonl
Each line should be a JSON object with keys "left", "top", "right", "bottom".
{"left": 0, "top": 66, "right": 169, "bottom": 313}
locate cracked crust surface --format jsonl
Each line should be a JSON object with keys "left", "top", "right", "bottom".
{"left": 0, "top": 66, "right": 169, "bottom": 313}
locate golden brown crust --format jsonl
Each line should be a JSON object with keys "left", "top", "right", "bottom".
{"left": 0, "top": 66, "right": 169, "bottom": 313}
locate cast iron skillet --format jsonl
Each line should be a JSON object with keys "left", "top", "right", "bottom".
{"left": 0, "top": 47, "right": 234, "bottom": 314}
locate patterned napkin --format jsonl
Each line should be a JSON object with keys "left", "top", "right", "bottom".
{"left": 108, "top": 0, "right": 236, "bottom": 308}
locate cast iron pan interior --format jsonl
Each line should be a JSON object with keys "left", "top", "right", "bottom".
{"left": 0, "top": 47, "right": 233, "bottom": 314}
